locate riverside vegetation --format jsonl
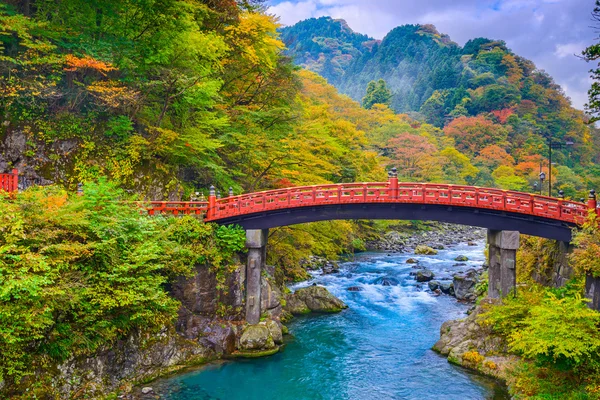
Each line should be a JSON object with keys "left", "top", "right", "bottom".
{"left": 2, "top": 0, "right": 600, "bottom": 398}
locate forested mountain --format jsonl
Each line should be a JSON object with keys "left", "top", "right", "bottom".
{"left": 280, "top": 17, "right": 600, "bottom": 197}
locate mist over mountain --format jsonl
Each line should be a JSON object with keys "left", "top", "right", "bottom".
{"left": 280, "top": 17, "right": 576, "bottom": 127}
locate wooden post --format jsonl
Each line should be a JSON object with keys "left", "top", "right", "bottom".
{"left": 588, "top": 190, "right": 597, "bottom": 216}
{"left": 11, "top": 168, "right": 18, "bottom": 192}
{"left": 389, "top": 167, "right": 398, "bottom": 199}
{"left": 207, "top": 185, "right": 216, "bottom": 220}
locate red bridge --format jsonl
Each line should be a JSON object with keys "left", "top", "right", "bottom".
{"left": 147, "top": 170, "right": 596, "bottom": 242}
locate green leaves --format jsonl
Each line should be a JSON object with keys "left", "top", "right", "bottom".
{"left": 0, "top": 182, "right": 245, "bottom": 383}
{"left": 508, "top": 292, "right": 600, "bottom": 369}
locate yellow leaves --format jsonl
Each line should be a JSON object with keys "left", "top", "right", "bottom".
{"left": 64, "top": 55, "right": 115, "bottom": 74}
{"left": 224, "top": 12, "right": 284, "bottom": 71}
{"left": 87, "top": 81, "right": 140, "bottom": 110}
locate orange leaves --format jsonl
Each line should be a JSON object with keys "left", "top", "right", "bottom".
{"left": 475, "top": 145, "right": 515, "bottom": 169}
{"left": 386, "top": 133, "right": 437, "bottom": 178}
{"left": 64, "top": 55, "right": 115, "bottom": 74}
{"left": 491, "top": 107, "right": 515, "bottom": 124}
{"left": 444, "top": 115, "right": 508, "bottom": 155}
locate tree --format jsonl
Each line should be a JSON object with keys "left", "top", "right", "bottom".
{"left": 444, "top": 116, "right": 508, "bottom": 155}
{"left": 362, "top": 79, "right": 392, "bottom": 109}
{"left": 385, "top": 133, "right": 437, "bottom": 178}
{"left": 475, "top": 145, "right": 515, "bottom": 169}
{"left": 583, "top": 0, "right": 600, "bottom": 122}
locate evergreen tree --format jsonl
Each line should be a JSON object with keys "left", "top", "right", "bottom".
{"left": 362, "top": 79, "right": 392, "bottom": 109}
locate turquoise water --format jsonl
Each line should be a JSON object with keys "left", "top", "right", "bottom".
{"left": 153, "top": 241, "right": 509, "bottom": 400}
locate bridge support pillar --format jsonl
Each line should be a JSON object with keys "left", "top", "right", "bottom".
{"left": 245, "top": 229, "right": 268, "bottom": 324}
{"left": 487, "top": 230, "right": 520, "bottom": 299}
{"left": 585, "top": 275, "right": 600, "bottom": 311}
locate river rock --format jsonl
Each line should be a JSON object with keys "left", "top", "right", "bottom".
{"left": 428, "top": 280, "right": 441, "bottom": 291}
{"left": 416, "top": 270, "right": 435, "bottom": 282}
{"left": 406, "top": 258, "right": 418, "bottom": 264}
{"left": 374, "top": 277, "right": 400, "bottom": 286}
{"left": 455, "top": 255, "right": 469, "bottom": 262}
{"left": 266, "top": 320, "right": 283, "bottom": 345}
{"left": 414, "top": 245, "right": 438, "bottom": 255}
{"left": 284, "top": 293, "right": 311, "bottom": 315}
{"left": 453, "top": 269, "right": 479, "bottom": 301}
{"left": 141, "top": 387, "right": 153, "bottom": 394}
{"left": 261, "top": 276, "right": 283, "bottom": 311}
{"left": 285, "top": 285, "right": 347, "bottom": 314}
{"left": 239, "top": 325, "right": 275, "bottom": 350}
{"left": 347, "top": 286, "right": 363, "bottom": 292}
{"left": 322, "top": 261, "right": 340, "bottom": 274}
{"left": 440, "top": 282, "right": 454, "bottom": 295}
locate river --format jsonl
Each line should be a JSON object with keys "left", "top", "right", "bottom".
{"left": 150, "top": 240, "right": 509, "bottom": 399}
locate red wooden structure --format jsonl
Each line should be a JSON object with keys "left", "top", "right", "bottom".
{"left": 147, "top": 175, "right": 594, "bottom": 227}
{"left": 0, "top": 169, "right": 18, "bottom": 193}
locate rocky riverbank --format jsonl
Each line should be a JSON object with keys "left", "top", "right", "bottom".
{"left": 366, "top": 223, "right": 486, "bottom": 253}
{"left": 432, "top": 301, "right": 518, "bottom": 389}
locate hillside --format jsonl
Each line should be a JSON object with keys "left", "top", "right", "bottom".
{"left": 280, "top": 17, "right": 600, "bottom": 198}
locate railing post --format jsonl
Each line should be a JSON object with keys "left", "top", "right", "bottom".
{"left": 207, "top": 185, "right": 216, "bottom": 219}
{"left": 388, "top": 167, "right": 398, "bottom": 200}
{"left": 588, "top": 190, "right": 597, "bottom": 216}
{"left": 11, "top": 169, "right": 18, "bottom": 192}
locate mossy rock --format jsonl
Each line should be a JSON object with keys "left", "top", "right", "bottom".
{"left": 229, "top": 347, "right": 280, "bottom": 359}
{"left": 415, "top": 245, "right": 438, "bottom": 255}
{"left": 239, "top": 325, "right": 274, "bottom": 350}
{"left": 293, "top": 285, "right": 347, "bottom": 313}
{"left": 454, "top": 255, "right": 469, "bottom": 262}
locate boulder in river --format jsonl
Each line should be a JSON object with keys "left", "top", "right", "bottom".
{"left": 284, "top": 285, "right": 347, "bottom": 315}
{"left": 406, "top": 258, "right": 419, "bottom": 264}
{"left": 416, "top": 270, "right": 435, "bottom": 282}
{"left": 453, "top": 269, "right": 479, "bottom": 301}
{"left": 440, "top": 282, "right": 454, "bottom": 296}
{"left": 347, "top": 286, "right": 363, "bottom": 292}
{"left": 239, "top": 325, "right": 275, "bottom": 351}
{"left": 374, "top": 277, "right": 400, "bottom": 286}
{"left": 428, "top": 280, "right": 441, "bottom": 291}
{"left": 266, "top": 320, "right": 283, "bottom": 345}
{"left": 454, "top": 255, "right": 469, "bottom": 262}
{"left": 415, "top": 245, "right": 438, "bottom": 255}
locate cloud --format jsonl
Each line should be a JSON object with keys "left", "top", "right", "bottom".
{"left": 267, "top": 0, "right": 597, "bottom": 110}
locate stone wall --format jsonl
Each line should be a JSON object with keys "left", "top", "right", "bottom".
{"left": 530, "top": 240, "right": 574, "bottom": 288}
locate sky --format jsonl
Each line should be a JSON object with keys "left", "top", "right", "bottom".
{"left": 267, "top": 0, "right": 598, "bottom": 111}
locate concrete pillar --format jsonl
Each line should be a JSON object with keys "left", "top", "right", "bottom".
{"left": 245, "top": 229, "right": 268, "bottom": 324}
{"left": 585, "top": 274, "right": 600, "bottom": 311}
{"left": 487, "top": 230, "right": 520, "bottom": 299}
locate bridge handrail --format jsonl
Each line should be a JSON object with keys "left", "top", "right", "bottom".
{"left": 144, "top": 181, "right": 594, "bottom": 226}
{"left": 0, "top": 169, "right": 19, "bottom": 193}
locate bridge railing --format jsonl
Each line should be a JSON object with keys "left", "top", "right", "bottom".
{"left": 143, "top": 179, "right": 593, "bottom": 226}
{"left": 0, "top": 169, "right": 19, "bottom": 193}
{"left": 147, "top": 201, "right": 208, "bottom": 216}
{"left": 204, "top": 182, "right": 591, "bottom": 225}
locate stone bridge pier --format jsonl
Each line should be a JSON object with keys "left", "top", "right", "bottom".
{"left": 487, "top": 230, "right": 520, "bottom": 299}
{"left": 245, "top": 229, "right": 268, "bottom": 324}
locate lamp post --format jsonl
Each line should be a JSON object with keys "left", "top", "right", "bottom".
{"left": 533, "top": 181, "right": 538, "bottom": 194}
{"left": 544, "top": 136, "right": 574, "bottom": 197}
{"left": 539, "top": 171, "right": 546, "bottom": 195}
